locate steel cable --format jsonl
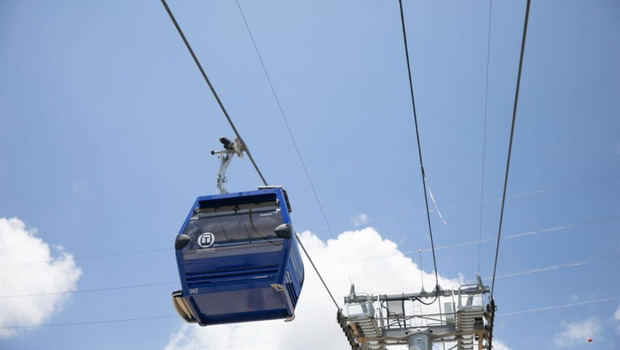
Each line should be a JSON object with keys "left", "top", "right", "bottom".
{"left": 160, "top": 0, "right": 268, "bottom": 186}
{"left": 233, "top": 0, "right": 337, "bottom": 240}
{"left": 397, "top": 0, "right": 440, "bottom": 292}
{"left": 490, "top": 0, "right": 532, "bottom": 298}
{"left": 477, "top": 0, "right": 493, "bottom": 274}
{"left": 161, "top": 0, "right": 340, "bottom": 310}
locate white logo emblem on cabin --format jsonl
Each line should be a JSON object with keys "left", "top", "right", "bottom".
{"left": 197, "top": 232, "right": 215, "bottom": 248}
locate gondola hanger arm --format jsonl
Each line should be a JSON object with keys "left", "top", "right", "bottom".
{"left": 211, "top": 137, "right": 244, "bottom": 194}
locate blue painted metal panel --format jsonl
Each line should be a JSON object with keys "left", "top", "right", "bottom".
{"left": 173, "top": 188, "right": 304, "bottom": 326}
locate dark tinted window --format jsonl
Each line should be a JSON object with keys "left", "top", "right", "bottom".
{"left": 183, "top": 206, "right": 283, "bottom": 249}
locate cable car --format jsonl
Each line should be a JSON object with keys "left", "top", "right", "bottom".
{"left": 171, "top": 186, "right": 304, "bottom": 326}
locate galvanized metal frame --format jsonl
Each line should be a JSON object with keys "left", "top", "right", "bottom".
{"left": 339, "top": 277, "right": 495, "bottom": 350}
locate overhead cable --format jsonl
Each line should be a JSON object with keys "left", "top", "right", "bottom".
{"left": 295, "top": 233, "right": 340, "bottom": 309}
{"left": 0, "top": 247, "right": 171, "bottom": 268}
{"left": 488, "top": 256, "right": 617, "bottom": 281}
{"left": 0, "top": 315, "right": 177, "bottom": 329}
{"left": 477, "top": 0, "right": 493, "bottom": 274}
{"left": 4, "top": 214, "right": 618, "bottom": 269}
{"left": 463, "top": 253, "right": 620, "bottom": 284}
{"left": 4, "top": 252, "right": 618, "bottom": 300}
{"left": 490, "top": 0, "right": 532, "bottom": 298}
{"left": 397, "top": 0, "right": 440, "bottom": 291}
{"left": 160, "top": 0, "right": 268, "bottom": 186}
{"left": 233, "top": 0, "right": 337, "bottom": 238}
{"left": 0, "top": 237, "right": 345, "bottom": 310}
{"left": 371, "top": 174, "right": 620, "bottom": 227}
{"left": 423, "top": 215, "right": 620, "bottom": 252}
{"left": 5, "top": 294, "right": 618, "bottom": 330}
{"left": 161, "top": 0, "right": 340, "bottom": 311}
{"left": 0, "top": 282, "right": 176, "bottom": 299}
{"left": 500, "top": 296, "right": 620, "bottom": 317}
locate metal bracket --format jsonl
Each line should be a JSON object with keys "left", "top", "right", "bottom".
{"left": 211, "top": 137, "right": 244, "bottom": 194}
{"left": 341, "top": 282, "right": 494, "bottom": 350}
{"left": 271, "top": 283, "right": 296, "bottom": 322}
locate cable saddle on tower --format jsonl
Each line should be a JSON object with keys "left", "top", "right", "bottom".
{"left": 338, "top": 277, "right": 495, "bottom": 350}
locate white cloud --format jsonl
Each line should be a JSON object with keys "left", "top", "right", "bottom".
{"left": 493, "top": 340, "right": 513, "bottom": 350}
{"left": 0, "top": 217, "right": 82, "bottom": 337}
{"left": 553, "top": 317, "right": 601, "bottom": 347}
{"left": 351, "top": 213, "right": 368, "bottom": 227}
{"left": 165, "top": 227, "right": 462, "bottom": 350}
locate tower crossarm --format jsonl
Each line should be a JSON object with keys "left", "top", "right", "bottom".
{"left": 345, "top": 285, "right": 489, "bottom": 304}
{"left": 339, "top": 281, "right": 494, "bottom": 350}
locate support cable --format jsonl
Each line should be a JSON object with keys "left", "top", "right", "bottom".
{"left": 397, "top": 0, "right": 439, "bottom": 291}
{"left": 499, "top": 296, "right": 620, "bottom": 316}
{"left": 160, "top": 0, "right": 267, "bottom": 186}
{"left": 425, "top": 214, "right": 620, "bottom": 252}
{"left": 161, "top": 0, "right": 340, "bottom": 310}
{"left": 488, "top": 3, "right": 531, "bottom": 345}
{"left": 373, "top": 174, "right": 620, "bottom": 226}
{"left": 5, "top": 213, "right": 619, "bottom": 269}
{"left": 4, "top": 294, "right": 618, "bottom": 330}
{"left": 295, "top": 233, "right": 340, "bottom": 309}
{"left": 233, "top": 0, "right": 336, "bottom": 238}
{"left": 0, "top": 315, "right": 178, "bottom": 330}
{"left": 0, "top": 282, "right": 176, "bottom": 299}
{"left": 5, "top": 253, "right": 619, "bottom": 299}
{"left": 477, "top": 0, "right": 493, "bottom": 274}
{"left": 490, "top": 0, "right": 532, "bottom": 298}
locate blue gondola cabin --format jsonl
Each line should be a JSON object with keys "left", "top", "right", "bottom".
{"left": 171, "top": 186, "right": 304, "bottom": 326}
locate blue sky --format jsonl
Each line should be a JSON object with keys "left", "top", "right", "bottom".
{"left": 1, "top": 0, "right": 619, "bottom": 349}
